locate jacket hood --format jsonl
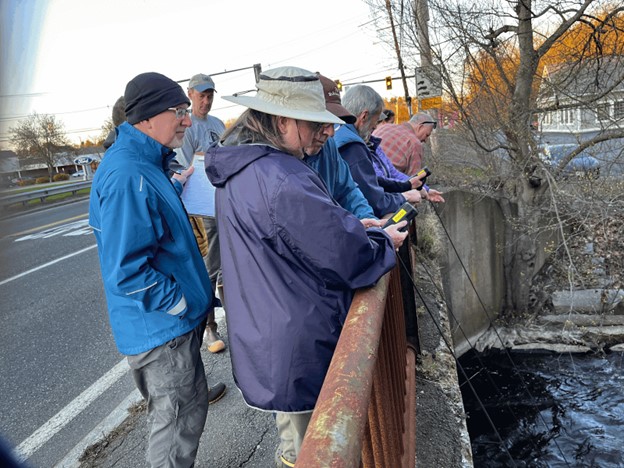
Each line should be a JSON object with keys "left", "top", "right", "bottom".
{"left": 205, "top": 143, "right": 275, "bottom": 187}
{"left": 333, "top": 123, "right": 366, "bottom": 150}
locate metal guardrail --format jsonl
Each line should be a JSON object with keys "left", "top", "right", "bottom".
{"left": 0, "top": 181, "right": 92, "bottom": 208}
{"left": 296, "top": 261, "right": 417, "bottom": 467}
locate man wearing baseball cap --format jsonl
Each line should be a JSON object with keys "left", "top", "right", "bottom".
{"left": 89, "top": 72, "right": 213, "bottom": 467}
{"left": 179, "top": 73, "right": 225, "bottom": 166}
{"left": 303, "top": 73, "right": 377, "bottom": 221}
{"left": 179, "top": 73, "right": 228, "bottom": 355}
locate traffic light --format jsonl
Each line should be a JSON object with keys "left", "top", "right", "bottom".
{"left": 335, "top": 79, "right": 343, "bottom": 92}
{"left": 385, "top": 76, "right": 392, "bottom": 90}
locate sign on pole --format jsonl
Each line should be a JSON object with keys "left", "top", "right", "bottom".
{"left": 73, "top": 156, "right": 94, "bottom": 165}
{"left": 420, "top": 96, "right": 442, "bottom": 110}
{"left": 415, "top": 66, "right": 442, "bottom": 99}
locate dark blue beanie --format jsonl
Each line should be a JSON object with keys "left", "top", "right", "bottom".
{"left": 124, "top": 72, "right": 190, "bottom": 124}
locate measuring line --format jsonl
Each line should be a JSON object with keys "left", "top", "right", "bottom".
{"left": 8, "top": 213, "right": 88, "bottom": 238}
{"left": 0, "top": 244, "right": 97, "bottom": 286}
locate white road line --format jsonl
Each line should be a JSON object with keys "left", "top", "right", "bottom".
{"left": 0, "top": 244, "right": 97, "bottom": 286}
{"left": 9, "top": 214, "right": 88, "bottom": 238}
{"left": 16, "top": 359, "right": 130, "bottom": 462}
{"left": 54, "top": 389, "right": 142, "bottom": 468}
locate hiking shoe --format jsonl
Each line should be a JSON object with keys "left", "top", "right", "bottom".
{"left": 208, "top": 382, "right": 226, "bottom": 404}
{"left": 204, "top": 328, "right": 226, "bottom": 353}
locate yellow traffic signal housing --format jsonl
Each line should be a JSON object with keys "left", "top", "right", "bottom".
{"left": 335, "top": 80, "right": 343, "bottom": 91}
{"left": 385, "top": 76, "right": 392, "bottom": 90}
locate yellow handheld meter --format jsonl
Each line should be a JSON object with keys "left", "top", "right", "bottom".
{"left": 410, "top": 166, "right": 432, "bottom": 180}
{"left": 382, "top": 202, "right": 419, "bottom": 232}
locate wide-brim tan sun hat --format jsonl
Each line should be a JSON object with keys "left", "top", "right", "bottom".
{"left": 223, "top": 66, "right": 344, "bottom": 125}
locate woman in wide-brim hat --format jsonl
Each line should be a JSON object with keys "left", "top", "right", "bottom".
{"left": 204, "top": 66, "right": 402, "bottom": 467}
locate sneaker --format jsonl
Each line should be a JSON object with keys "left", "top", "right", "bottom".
{"left": 279, "top": 455, "right": 295, "bottom": 467}
{"left": 204, "top": 329, "right": 226, "bottom": 353}
{"left": 208, "top": 382, "right": 226, "bottom": 404}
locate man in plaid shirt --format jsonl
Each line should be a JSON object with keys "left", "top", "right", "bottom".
{"left": 373, "top": 112, "right": 437, "bottom": 176}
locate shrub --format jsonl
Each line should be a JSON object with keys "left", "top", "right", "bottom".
{"left": 17, "top": 179, "right": 35, "bottom": 186}
{"left": 53, "top": 173, "right": 70, "bottom": 182}
{"left": 35, "top": 177, "right": 50, "bottom": 184}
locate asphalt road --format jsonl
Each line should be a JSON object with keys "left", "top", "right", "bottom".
{"left": 0, "top": 199, "right": 280, "bottom": 468}
{"left": 0, "top": 199, "right": 137, "bottom": 467}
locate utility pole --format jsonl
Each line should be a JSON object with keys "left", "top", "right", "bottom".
{"left": 415, "top": 0, "right": 432, "bottom": 67}
{"left": 415, "top": 0, "right": 438, "bottom": 121}
{"left": 385, "top": 0, "right": 413, "bottom": 117}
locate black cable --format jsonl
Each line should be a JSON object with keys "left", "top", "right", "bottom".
{"left": 416, "top": 256, "right": 546, "bottom": 458}
{"left": 395, "top": 253, "right": 517, "bottom": 466}
{"left": 428, "top": 205, "right": 571, "bottom": 466}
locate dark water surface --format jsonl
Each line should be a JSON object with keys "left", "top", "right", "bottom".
{"left": 458, "top": 350, "right": 624, "bottom": 467}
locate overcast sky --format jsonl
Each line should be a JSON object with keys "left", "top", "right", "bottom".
{"left": 0, "top": 0, "right": 405, "bottom": 148}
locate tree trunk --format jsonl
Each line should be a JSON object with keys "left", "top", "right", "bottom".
{"left": 498, "top": 0, "right": 542, "bottom": 315}
{"left": 499, "top": 178, "right": 545, "bottom": 315}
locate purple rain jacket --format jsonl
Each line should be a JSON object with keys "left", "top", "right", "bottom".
{"left": 205, "top": 142, "right": 396, "bottom": 413}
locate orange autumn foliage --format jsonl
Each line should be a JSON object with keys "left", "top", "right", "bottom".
{"left": 461, "top": 8, "right": 623, "bottom": 124}
{"left": 542, "top": 7, "right": 624, "bottom": 67}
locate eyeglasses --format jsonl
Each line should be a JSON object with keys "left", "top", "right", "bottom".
{"left": 307, "top": 121, "right": 333, "bottom": 134}
{"left": 422, "top": 120, "right": 437, "bottom": 129}
{"left": 167, "top": 107, "right": 191, "bottom": 119}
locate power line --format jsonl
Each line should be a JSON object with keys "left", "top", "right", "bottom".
{"left": 0, "top": 92, "right": 49, "bottom": 98}
{"left": 0, "top": 106, "right": 110, "bottom": 123}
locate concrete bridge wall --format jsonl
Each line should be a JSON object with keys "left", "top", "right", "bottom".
{"left": 436, "top": 190, "right": 507, "bottom": 356}
{"left": 435, "top": 189, "right": 559, "bottom": 356}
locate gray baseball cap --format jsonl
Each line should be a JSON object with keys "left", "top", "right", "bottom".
{"left": 189, "top": 73, "right": 216, "bottom": 92}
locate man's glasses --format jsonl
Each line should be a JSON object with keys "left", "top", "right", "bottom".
{"left": 307, "top": 121, "right": 333, "bottom": 134}
{"left": 422, "top": 120, "right": 437, "bottom": 129}
{"left": 168, "top": 107, "right": 191, "bottom": 119}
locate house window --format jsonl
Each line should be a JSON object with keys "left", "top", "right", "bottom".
{"left": 560, "top": 108, "right": 575, "bottom": 125}
{"left": 596, "top": 103, "right": 611, "bottom": 121}
{"left": 615, "top": 101, "right": 624, "bottom": 120}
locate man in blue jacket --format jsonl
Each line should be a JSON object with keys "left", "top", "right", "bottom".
{"left": 89, "top": 72, "right": 213, "bottom": 468}
{"left": 334, "top": 85, "right": 422, "bottom": 218}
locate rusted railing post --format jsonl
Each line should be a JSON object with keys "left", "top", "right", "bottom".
{"left": 296, "top": 264, "right": 417, "bottom": 467}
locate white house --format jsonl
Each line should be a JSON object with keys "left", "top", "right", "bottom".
{"left": 537, "top": 55, "right": 624, "bottom": 173}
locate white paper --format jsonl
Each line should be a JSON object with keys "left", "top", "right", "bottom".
{"left": 180, "top": 156, "right": 215, "bottom": 217}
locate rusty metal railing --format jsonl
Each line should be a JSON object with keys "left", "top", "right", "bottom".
{"left": 296, "top": 264, "right": 417, "bottom": 467}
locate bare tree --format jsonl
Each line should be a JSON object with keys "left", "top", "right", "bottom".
{"left": 99, "top": 117, "right": 115, "bottom": 143}
{"left": 100, "top": 95, "right": 126, "bottom": 144}
{"left": 366, "top": 0, "right": 624, "bottom": 314}
{"left": 9, "top": 112, "right": 69, "bottom": 182}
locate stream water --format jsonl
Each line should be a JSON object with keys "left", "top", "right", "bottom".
{"left": 458, "top": 350, "right": 624, "bottom": 467}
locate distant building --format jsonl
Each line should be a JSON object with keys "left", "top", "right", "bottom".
{"left": 0, "top": 148, "right": 103, "bottom": 188}
{"left": 537, "top": 55, "right": 624, "bottom": 173}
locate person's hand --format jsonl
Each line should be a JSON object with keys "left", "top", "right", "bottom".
{"left": 360, "top": 218, "right": 384, "bottom": 229}
{"left": 410, "top": 177, "right": 424, "bottom": 190}
{"left": 171, "top": 165, "right": 194, "bottom": 185}
{"left": 384, "top": 221, "right": 409, "bottom": 249}
{"left": 402, "top": 189, "right": 422, "bottom": 204}
{"left": 423, "top": 188, "right": 445, "bottom": 203}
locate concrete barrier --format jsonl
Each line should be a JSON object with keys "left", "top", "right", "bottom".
{"left": 437, "top": 190, "right": 506, "bottom": 356}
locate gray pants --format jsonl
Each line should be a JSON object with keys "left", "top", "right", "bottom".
{"left": 203, "top": 216, "right": 221, "bottom": 290}
{"left": 204, "top": 216, "right": 222, "bottom": 332}
{"left": 127, "top": 324, "right": 209, "bottom": 468}
{"left": 275, "top": 412, "right": 312, "bottom": 466}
